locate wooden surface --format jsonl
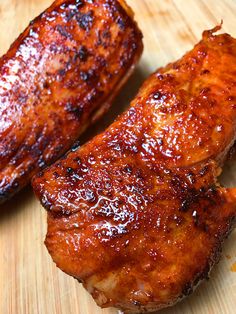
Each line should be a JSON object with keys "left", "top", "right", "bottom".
{"left": 0, "top": 0, "right": 236, "bottom": 313}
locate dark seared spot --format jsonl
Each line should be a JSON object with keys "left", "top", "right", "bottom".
{"left": 136, "top": 169, "right": 144, "bottom": 180}
{"left": 58, "top": 68, "right": 66, "bottom": 77}
{"left": 52, "top": 209, "right": 72, "bottom": 218}
{"left": 80, "top": 71, "right": 89, "bottom": 81}
{"left": 166, "top": 73, "right": 174, "bottom": 79}
{"left": 66, "top": 9, "right": 78, "bottom": 21}
{"left": 199, "top": 165, "right": 209, "bottom": 177}
{"left": 179, "top": 199, "right": 190, "bottom": 212}
{"left": 80, "top": 69, "right": 97, "bottom": 83}
{"left": 77, "top": 45, "right": 89, "bottom": 62}
{"left": 66, "top": 102, "right": 84, "bottom": 119}
{"left": 96, "top": 29, "right": 111, "bottom": 47}
{"left": 76, "top": 11, "right": 94, "bottom": 31}
{"left": 153, "top": 92, "right": 162, "bottom": 100}
{"left": 171, "top": 175, "right": 187, "bottom": 195}
{"left": 56, "top": 25, "right": 72, "bottom": 39}
{"left": 227, "top": 96, "right": 235, "bottom": 101}
{"left": 66, "top": 167, "right": 74, "bottom": 174}
{"left": 43, "top": 81, "right": 50, "bottom": 89}
{"left": 201, "top": 69, "right": 210, "bottom": 75}
{"left": 123, "top": 165, "right": 132, "bottom": 174}
{"left": 157, "top": 74, "right": 164, "bottom": 80}
{"left": 65, "top": 0, "right": 85, "bottom": 21}
{"left": 116, "top": 16, "right": 126, "bottom": 30}
{"left": 177, "top": 187, "right": 200, "bottom": 213}
{"left": 53, "top": 172, "right": 59, "bottom": 179}
{"left": 102, "top": 29, "right": 111, "bottom": 39}
{"left": 25, "top": 164, "right": 34, "bottom": 174}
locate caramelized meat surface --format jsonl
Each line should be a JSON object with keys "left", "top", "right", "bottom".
{"left": 0, "top": 0, "right": 143, "bottom": 203}
{"left": 33, "top": 27, "right": 236, "bottom": 313}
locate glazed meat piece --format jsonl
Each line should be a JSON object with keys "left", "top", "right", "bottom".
{"left": 0, "top": 0, "right": 143, "bottom": 203}
{"left": 33, "top": 26, "right": 236, "bottom": 314}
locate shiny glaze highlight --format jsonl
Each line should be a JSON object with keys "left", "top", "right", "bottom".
{"left": 0, "top": 0, "right": 143, "bottom": 203}
{"left": 33, "top": 26, "right": 236, "bottom": 313}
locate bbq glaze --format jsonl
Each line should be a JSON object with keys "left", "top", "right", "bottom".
{"left": 0, "top": 0, "right": 143, "bottom": 203}
{"left": 33, "top": 26, "right": 236, "bottom": 314}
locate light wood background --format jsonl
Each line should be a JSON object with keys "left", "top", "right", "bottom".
{"left": 0, "top": 0, "right": 236, "bottom": 313}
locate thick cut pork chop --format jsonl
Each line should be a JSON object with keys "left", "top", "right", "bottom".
{"left": 33, "top": 26, "right": 236, "bottom": 313}
{"left": 0, "top": 0, "right": 143, "bottom": 203}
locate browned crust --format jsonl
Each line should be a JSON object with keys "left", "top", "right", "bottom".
{"left": 0, "top": 0, "right": 143, "bottom": 203}
{"left": 33, "top": 27, "right": 236, "bottom": 314}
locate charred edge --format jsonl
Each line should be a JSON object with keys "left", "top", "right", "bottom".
{"left": 0, "top": 180, "right": 20, "bottom": 204}
{"left": 182, "top": 209, "right": 236, "bottom": 298}
{"left": 181, "top": 261, "right": 211, "bottom": 297}
{"left": 178, "top": 186, "right": 217, "bottom": 214}
{"left": 40, "top": 197, "right": 53, "bottom": 212}
{"left": 104, "top": 0, "right": 135, "bottom": 32}
{"left": 0, "top": 190, "right": 11, "bottom": 204}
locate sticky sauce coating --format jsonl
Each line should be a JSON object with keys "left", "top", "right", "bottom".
{"left": 33, "top": 27, "right": 236, "bottom": 314}
{"left": 0, "top": 0, "right": 143, "bottom": 203}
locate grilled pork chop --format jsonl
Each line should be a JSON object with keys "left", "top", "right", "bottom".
{"left": 0, "top": 0, "right": 143, "bottom": 203}
{"left": 33, "top": 26, "right": 236, "bottom": 313}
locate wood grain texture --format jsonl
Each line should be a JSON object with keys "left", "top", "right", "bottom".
{"left": 0, "top": 1, "right": 235, "bottom": 314}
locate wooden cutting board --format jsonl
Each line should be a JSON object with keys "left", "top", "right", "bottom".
{"left": 0, "top": 0, "right": 236, "bottom": 313}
